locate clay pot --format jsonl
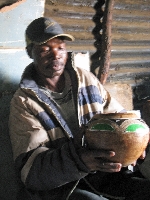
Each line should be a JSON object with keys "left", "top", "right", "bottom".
{"left": 85, "top": 112, "right": 150, "bottom": 167}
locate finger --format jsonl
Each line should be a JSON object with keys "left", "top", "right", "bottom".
{"left": 89, "top": 149, "right": 115, "bottom": 158}
{"left": 139, "top": 151, "right": 146, "bottom": 159}
{"left": 97, "top": 162, "right": 122, "bottom": 172}
{"left": 131, "top": 160, "right": 137, "bottom": 166}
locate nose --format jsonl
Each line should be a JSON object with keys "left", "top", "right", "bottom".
{"left": 51, "top": 48, "right": 60, "bottom": 60}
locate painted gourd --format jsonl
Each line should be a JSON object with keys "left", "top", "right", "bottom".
{"left": 85, "top": 112, "right": 150, "bottom": 167}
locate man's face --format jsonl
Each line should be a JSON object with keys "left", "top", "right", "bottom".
{"left": 31, "top": 37, "right": 68, "bottom": 78}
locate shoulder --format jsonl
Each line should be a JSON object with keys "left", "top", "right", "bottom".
{"left": 75, "top": 67, "right": 94, "bottom": 76}
{"left": 11, "top": 88, "right": 27, "bottom": 103}
{"left": 74, "top": 67, "right": 103, "bottom": 89}
{"left": 11, "top": 88, "right": 36, "bottom": 109}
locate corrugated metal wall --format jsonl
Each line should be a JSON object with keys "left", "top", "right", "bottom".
{"left": 110, "top": 0, "right": 150, "bottom": 110}
{"left": 44, "top": 0, "right": 150, "bottom": 109}
{"left": 44, "top": 0, "right": 101, "bottom": 70}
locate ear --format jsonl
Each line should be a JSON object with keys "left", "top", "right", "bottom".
{"left": 26, "top": 44, "right": 34, "bottom": 59}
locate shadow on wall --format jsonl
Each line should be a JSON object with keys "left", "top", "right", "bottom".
{"left": 134, "top": 82, "right": 150, "bottom": 111}
{"left": 0, "top": 0, "right": 46, "bottom": 198}
{"left": 0, "top": 72, "right": 21, "bottom": 199}
{"left": 0, "top": 95, "right": 18, "bottom": 200}
{"left": 90, "top": 0, "right": 105, "bottom": 75}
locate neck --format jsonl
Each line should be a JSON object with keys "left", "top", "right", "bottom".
{"left": 45, "top": 74, "right": 65, "bottom": 92}
{"left": 35, "top": 72, "right": 65, "bottom": 93}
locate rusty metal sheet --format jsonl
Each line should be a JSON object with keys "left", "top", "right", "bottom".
{"left": 44, "top": 0, "right": 150, "bottom": 108}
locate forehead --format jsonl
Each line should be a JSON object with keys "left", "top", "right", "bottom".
{"left": 40, "top": 37, "right": 66, "bottom": 47}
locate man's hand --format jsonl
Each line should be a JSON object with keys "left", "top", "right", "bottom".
{"left": 78, "top": 148, "right": 122, "bottom": 173}
{"left": 139, "top": 150, "right": 146, "bottom": 159}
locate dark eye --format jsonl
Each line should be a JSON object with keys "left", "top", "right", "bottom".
{"left": 59, "top": 47, "right": 65, "bottom": 51}
{"left": 40, "top": 48, "right": 50, "bottom": 56}
{"left": 44, "top": 50, "right": 50, "bottom": 54}
{"left": 59, "top": 43, "right": 66, "bottom": 50}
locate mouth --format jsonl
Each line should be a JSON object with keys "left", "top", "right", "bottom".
{"left": 46, "top": 60, "right": 63, "bottom": 71}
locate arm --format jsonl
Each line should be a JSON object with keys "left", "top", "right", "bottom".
{"left": 9, "top": 88, "right": 123, "bottom": 191}
{"left": 9, "top": 92, "right": 89, "bottom": 191}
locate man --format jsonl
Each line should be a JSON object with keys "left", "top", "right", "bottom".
{"left": 9, "top": 17, "right": 150, "bottom": 200}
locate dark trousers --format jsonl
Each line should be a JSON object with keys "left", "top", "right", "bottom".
{"left": 17, "top": 169, "right": 150, "bottom": 200}
{"left": 77, "top": 168, "right": 150, "bottom": 200}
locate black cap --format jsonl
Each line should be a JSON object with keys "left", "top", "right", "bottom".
{"left": 25, "top": 17, "right": 75, "bottom": 46}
